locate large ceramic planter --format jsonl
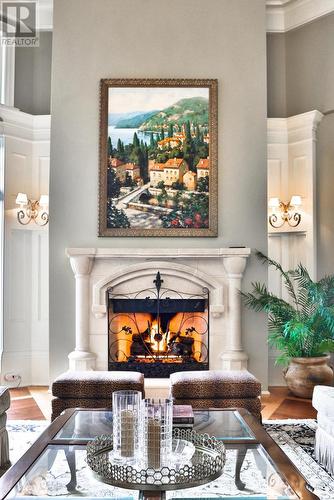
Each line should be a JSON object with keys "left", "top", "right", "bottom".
{"left": 284, "top": 355, "right": 334, "bottom": 399}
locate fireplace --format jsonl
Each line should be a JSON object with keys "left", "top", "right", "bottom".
{"left": 108, "top": 272, "right": 209, "bottom": 377}
{"left": 66, "top": 247, "right": 251, "bottom": 374}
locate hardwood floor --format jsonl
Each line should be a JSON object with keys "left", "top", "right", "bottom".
{"left": 8, "top": 385, "right": 316, "bottom": 421}
{"left": 262, "top": 386, "right": 316, "bottom": 419}
{"left": 8, "top": 386, "right": 52, "bottom": 421}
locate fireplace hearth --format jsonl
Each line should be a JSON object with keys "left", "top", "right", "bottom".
{"left": 108, "top": 272, "right": 209, "bottom": 377}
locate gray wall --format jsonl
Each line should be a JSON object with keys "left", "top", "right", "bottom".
{"left": 285, "top": 15, "right": 334, "bottom": 116}
{"left": 267, "top": 14, "right": 334, "bottom": 278}
{"left": 267, "top": 33, "right": 286, "bottom": 118}
{"left": 317, "top": 114, "right": 334, "bottom": 277}
{"left": 50, "top": 0, "right": 268, "bottom": 385}
{"left": 14, "top": 31, "right": 52, "bottom": 115}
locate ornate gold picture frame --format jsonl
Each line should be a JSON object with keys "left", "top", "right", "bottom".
{"left": 99, "top": 78, "right": 218, "bottom": 237}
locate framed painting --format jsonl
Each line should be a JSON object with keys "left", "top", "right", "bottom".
{"left": 99, "top": 78, "right": 218, "bottom": 237}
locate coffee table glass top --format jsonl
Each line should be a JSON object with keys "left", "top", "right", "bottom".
{"left": 193, "top": 409, "right": 255, "bottom": 440}
{"left": 5, "top": 443, "right": 297, "bottom": 499}
{"left": 55, "top": 410, "right": 114, "bottom": 440}
{"left": 54, "top": 409, "right": 255, "bottom": 441}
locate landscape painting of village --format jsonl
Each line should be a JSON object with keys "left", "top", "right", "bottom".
{"left": 99, "top": 79, "right": 217, "bottom": 236}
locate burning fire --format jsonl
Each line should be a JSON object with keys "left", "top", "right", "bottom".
{"left": 109, "top": 312, "right": 207, "bottom": 363}
{"left": 150, "top": 319, "right": 168, "bottom": 352}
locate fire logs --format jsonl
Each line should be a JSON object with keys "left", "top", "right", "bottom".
{"left": 170, "top": 336, "right": 194, "bottom": 357}
{"left": 130, "top": 329, "right": 195, "bottom": 360}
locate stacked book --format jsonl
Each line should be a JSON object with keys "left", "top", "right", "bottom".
{"left": 172, "top": 405, "right": 194, "bottom": 428}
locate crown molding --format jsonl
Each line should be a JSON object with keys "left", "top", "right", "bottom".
{"left": 266, "top": 0, "right": 334, "bottom": 32}
{"left": 267, "top": 110, "right": 323, "bottom": 144}
{"left": 267, "top": 1, "right": 293, "bottom": 5}
{"left": 0, "top": 105, "right": 51, "bottom": 141}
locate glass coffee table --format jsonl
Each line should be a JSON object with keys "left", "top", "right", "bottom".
{"left": 0, "top": 408, "right": 318, "bottom": 499}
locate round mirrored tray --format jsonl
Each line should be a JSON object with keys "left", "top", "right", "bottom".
{"left": 86, "top": 428, "right": 226, "bottom": 491}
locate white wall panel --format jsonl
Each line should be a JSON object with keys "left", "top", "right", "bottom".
{"left": 5, "top": 152, "right": 30, "bottom": 210}
{"left": 31, "top": 230, "right": 49, "bottom": 352}
{"left": 267, "top": 110, "right": 323, "bottom": 385}
{"left": 0, "top": 105, "right": 50, "bottom": 386}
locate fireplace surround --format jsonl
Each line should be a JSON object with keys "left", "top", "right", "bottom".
{"left": 66, "top": 247, "right": 251, "bottom": 375}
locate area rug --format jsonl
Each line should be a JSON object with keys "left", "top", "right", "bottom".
{"left": 7, "top": 420, "right": 48, "bottom": 466}
{"left": 264, "top": 419, "right": 334, "bottom": 500}
{"left": 5, "top": 419, "right": 334, "bottom": 499}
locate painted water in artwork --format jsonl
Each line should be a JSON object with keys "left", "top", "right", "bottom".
{"left": 106, "top": 86, "right": 210, "bottom": 230}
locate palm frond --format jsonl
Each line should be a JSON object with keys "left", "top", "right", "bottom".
{"left": 242, "top": 254, "right": 334, "bottom": 361}
{"left": 289, "top": 263, "right": 312, "bottom": 286}
{"left": 256, "top": 251, "right": 299, "bottom": 308}
{"left": 318, "top": 275, "right": 334, "bottom": 306}
{"left": 317, "top": 306, "right": 334, "bottom": 335}
{"left": 315, "top": 339, "right": 334, "bottom": 355}
{"left": 241, "top": 283, "right": 296, "bottom": 318}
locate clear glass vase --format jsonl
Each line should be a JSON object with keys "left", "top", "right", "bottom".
{"left": 112, "top": 390, "right": 142, "bottom": 462}
{"left": 141, "top": 398, "right": 173, "bottom": 469}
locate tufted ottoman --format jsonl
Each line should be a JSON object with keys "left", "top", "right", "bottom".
{"left": 51, "top": 371, "right": 145, "bottom": 421}
{"left": 312, "top": 385, "right": 334, "bottom": 475}
{"left": 170, "top": 370, "right": 262, "bottom": 420}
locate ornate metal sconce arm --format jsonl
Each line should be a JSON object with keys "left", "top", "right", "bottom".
{"left": 287, "top": 211, "right": 301, "bottom": 227}
{"left": 269, "top": 200, "right": 301, "bottom": 229}
{"left": 16, "top": 198, "right": 49, "bottom": 226}
{"left": 17, "top": 209, "right": 32, "bottom": 225}
{"left": 268, "top": 212, "right": 285, "bottom": 228}
{"left": 36, "top": 209, "right": 49, "bottom": 226}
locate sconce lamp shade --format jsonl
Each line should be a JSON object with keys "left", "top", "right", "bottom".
{"left": 268, "top": 197, "right": 280, "bottom": 209}
{"left": 290, "top": 195, "right": 302, "bottom": 207}
{"left": 16, "top": 193, "right": 28, "bottom": 206}
{"left": 39, "top": 194, "right": 49, "bottom": 207}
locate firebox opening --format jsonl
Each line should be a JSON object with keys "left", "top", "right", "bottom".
{"left": 108, "top": 274, "right": 209, "bottom": 377}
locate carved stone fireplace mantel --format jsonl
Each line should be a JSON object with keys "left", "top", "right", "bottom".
{"left": 66, "top": 247, "right": 251, "bottom": 373}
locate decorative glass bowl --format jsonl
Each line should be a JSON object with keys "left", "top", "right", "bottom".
{"left": 171, "top": 438, "right": 195, "bottom": 466}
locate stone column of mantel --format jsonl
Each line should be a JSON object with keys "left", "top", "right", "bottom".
{"left": 221, "top": 255, "right": 249, "bottom": 370}
{"left": 68, "top": 255, "right": 96, "bottom": 371}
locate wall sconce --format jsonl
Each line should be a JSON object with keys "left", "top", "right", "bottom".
{"left": 16, "top": 193, "right": 49, "bottom": 226}
{"left": 268, "top": 195, "right": 302, "bottom": 228}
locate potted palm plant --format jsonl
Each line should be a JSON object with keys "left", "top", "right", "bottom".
{"left": 242, "top": 252, "right": 334, "bottom": 398}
